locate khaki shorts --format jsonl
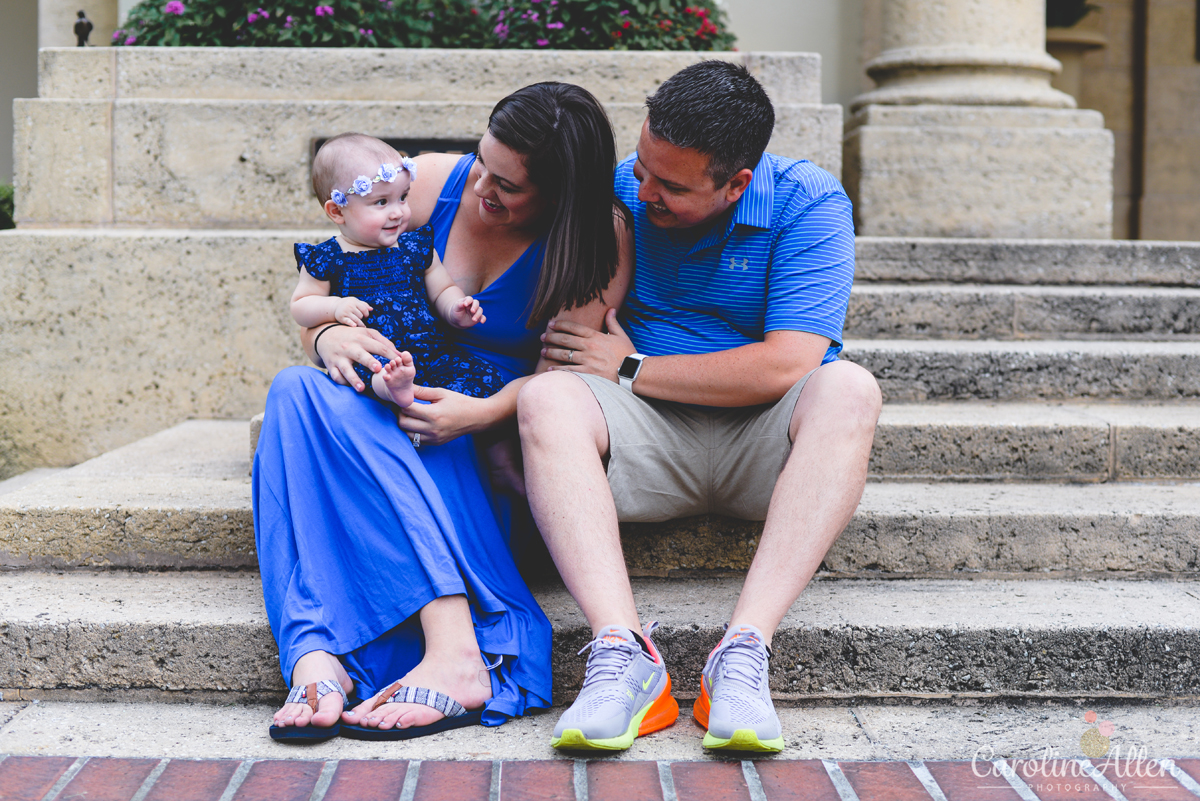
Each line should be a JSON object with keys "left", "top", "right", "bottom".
{"left": 574, "top": 370, "right": 815, "bottom": 523}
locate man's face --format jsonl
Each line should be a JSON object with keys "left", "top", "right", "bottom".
{"left": 632, "top": 119, "right": 751, "bottom": 230}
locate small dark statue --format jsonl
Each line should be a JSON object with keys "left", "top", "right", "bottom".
{"left": 74, "top": 10, "right": 93, "bottom": 46}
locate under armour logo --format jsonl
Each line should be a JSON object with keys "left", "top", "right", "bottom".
{"left": 728, "top": 257, "right": 750, "bottom": 270}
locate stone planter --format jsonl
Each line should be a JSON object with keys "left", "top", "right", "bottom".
{"left": 14, "top": 47, "right": 842, "bottom": 229}
{"left": 1046, "top": 27, "right": 1107, "bottom": 103}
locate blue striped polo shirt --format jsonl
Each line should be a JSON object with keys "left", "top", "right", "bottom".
{"left": 615, "top": 152, "right": 855, "bottom": 364}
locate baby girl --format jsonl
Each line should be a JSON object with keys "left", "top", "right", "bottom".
{"left": 291, "top": 133, "right": 508, "bottom": 410}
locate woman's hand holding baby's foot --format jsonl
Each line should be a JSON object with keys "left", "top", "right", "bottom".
{"left": 377, "top": 351, "right": 417, "bottom": 408}
{"left": 449, "top": 296, "right": 486, "bottom": 328}
{"left": 273, "top": 650, "right": 353, "bottom": 731}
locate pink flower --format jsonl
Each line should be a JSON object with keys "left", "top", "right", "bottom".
{"left": 124, "top": 35, "right": 137, "bottom": 44}
{"left": 247, "top": 10, "right": 259, "bottom": 22}
{"left": 546, "top": 21, "right": 564, "bottom": 28}
{"left": 619, "top": 8, "right": 629, "bottom": 14}
{"left": 112, "top": 29, "right": 123, "bottom": 40}
{"left": 284, "top": 14, "right": 294, "bottom": 27}
{"left": 358, "top": 27, "right": 373, "bottom": 36}
{"left": 314, "top": 5, "right": 333, "bottom": 16}
{"left": 163, "top": 1, "right": 185, "bottom": 15}
{"left": 493, "top": 22, "right": 509, "bottom": 38}
{"left": 536, "top": 38, "right": 548, "bottom": 46}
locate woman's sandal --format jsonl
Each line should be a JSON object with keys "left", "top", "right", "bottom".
{"left": 340, "top": 656, "right": 502, "bottom": 741}
{"left": 268, "top": 679, "right": 350, "bottom": 742}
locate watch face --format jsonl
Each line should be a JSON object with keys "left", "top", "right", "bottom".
{"left": 619, "top": 356, "right": 641, "bottom": 378}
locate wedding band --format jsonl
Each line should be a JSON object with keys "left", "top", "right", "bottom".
{"left": 566, "top": 349, "right": 574, "bottom": 363}
{"left": 410, "top": 432, "right": 421, "bottom": 449}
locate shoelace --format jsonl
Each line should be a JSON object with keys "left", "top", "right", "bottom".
{"left": 577, "top": 632, "right": 641, "bottom": 690}
{"left": 714, "top": 632, "right": 771, "bottom": 695}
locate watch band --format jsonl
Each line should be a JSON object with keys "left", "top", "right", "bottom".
{"left": 618, "top": 353, "right": 646, "bottom": 391}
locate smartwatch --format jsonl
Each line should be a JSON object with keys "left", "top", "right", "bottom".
{"left": 618, "top": 353, "right": 647, "bottom": 391}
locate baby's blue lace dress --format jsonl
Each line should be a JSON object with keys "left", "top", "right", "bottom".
{"left": 295, "top": 225, "right": 508, "bottom": 400}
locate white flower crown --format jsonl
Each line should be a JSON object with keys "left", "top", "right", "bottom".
{"left": 329, "top": 158, "right": 417, "bottom": 207}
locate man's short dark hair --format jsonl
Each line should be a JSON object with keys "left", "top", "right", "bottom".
{"left": 645, "top": 60, "right": 775, "bottom": 187}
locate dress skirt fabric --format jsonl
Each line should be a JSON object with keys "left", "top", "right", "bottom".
{"left": 252, "top": 365, "right": 552, "bottom": 725}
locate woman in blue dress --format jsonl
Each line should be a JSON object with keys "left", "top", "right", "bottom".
{"left": 255, "top": 82, "right": 633, "bottom": 739}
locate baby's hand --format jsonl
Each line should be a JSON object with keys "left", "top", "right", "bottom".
{"left": 335, "top": 297, "right": 372, "bottom": 327}
{"left": 448, "top": 296, "right": 486, "bottom": 328}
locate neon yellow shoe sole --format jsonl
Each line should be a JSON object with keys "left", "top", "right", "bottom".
{"left": 702, "top": 728, "right": 785, "bottom": 753}
{"left": 551, "top": 675, "right": 679, "bottom": 752}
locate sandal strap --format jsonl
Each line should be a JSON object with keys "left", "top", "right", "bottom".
{"left": 285, "top": 679, "right": 349, "bottom": 714}
{"left": 370, "top": 680, "right": 467, "bottom": 718}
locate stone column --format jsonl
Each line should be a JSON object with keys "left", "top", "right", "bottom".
{"left": 845, "top": 0, "right": 1115, "bottom": 238}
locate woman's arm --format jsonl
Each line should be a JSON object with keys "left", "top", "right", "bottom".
{"left": 397, "top": 210, "right": 635, "bottom": 444}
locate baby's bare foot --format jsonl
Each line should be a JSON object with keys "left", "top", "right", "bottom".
{"left": 374, "top": 352, "right": 417, "bottom": 407}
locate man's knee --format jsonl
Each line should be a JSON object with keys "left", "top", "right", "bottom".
{"left": 791, "top": 361, "right": 882, "bottom": 437}
{"left": 517, "top": 372, "right": 606, "bottom": 446}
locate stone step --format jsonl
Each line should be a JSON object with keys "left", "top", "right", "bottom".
{"left": 4, "top": 702, "right": 1200, "bottom": 762}
{"left": 855, "top": 238, "right": 1200, "bottom": 286}
{"left": 847, "top": 283, "right": 1200, "bottom": 340}
{"left": 3, "top": 571, "right": 1199, "bottom": 703}
{"left": 5, "top": 421, "right": 1199, "bottom": 575}
{"left": 843, "top": 340, "right": 1200, "bottom": 401}
{"left": 5, "top": 231, "right": 1194, "bottom": 476}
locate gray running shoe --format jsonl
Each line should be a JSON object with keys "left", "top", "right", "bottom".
{"left": 551, "top": 622, "right": 679, "bottom": 751}
{"left": 694, "top": 624, "right": 784, "bottom": 752}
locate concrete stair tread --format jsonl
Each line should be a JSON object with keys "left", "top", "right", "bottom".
{"left": 858, "top": 480, "right": 1200, "bottom": 515}
{"left": 0, "top": 421, "right": 249, "bottom": 510}
{"left": 855, "top": 238, "right": 1200, "bottom": 286}
{"left": 847, "top": 339, "right": 1200, "bottom": 355}
{"left": 5, "top": 572, "right": 1200, "bottom": 699}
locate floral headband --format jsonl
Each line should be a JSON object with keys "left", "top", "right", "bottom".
{"left": 329, "top": 158, "right": 417, "bottom": 207}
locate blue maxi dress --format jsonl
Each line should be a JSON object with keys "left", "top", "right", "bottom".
{"left": 252, "top": 154, "right": 551, "bottom": 725}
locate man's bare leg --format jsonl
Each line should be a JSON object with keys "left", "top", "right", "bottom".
{"left": 728, "top": 361, "right": 882, "bottom": 643}
{"left": 518, "top": 371, "right": 640, "bottom": 636}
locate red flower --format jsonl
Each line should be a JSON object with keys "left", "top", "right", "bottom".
{"left": 622, "top": 19, "right": 631, "bottom": 27}
{"left": 612, "top": 29, "right": 621, "bottom": 37}
{"left": 470, "top": 7, "right": 478, "bottom": 13}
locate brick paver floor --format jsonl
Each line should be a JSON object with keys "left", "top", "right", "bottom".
{"left": 3, "top": 755, "right": 1200, "bottom": 800}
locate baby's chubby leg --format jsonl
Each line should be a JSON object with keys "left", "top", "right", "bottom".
{"left": 372, "top": 351, "right": 417, "bottom": 408}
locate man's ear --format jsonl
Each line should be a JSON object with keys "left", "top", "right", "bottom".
{"left": 323, "top": 199, "right": 346, "bottom": 225}
{"left": 723, "top": 168, "right": 755, "bottom": 204}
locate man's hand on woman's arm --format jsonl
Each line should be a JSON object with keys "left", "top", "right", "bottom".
{"left": 300, "top": 323, "right": 402, "bottom": 392}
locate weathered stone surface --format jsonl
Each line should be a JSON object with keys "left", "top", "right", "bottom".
{"left": 871, "top": 403, "right": 1112, "bottom": 481}
{"left": 10, "top": 418, "right": 1200, "bottom": 571}
{"left": 854, "top": 238, "right": 1200, "bottom": 286}
{"left": 844, "top": 340, "right": 1200, "bottom": 401}
{"left": 19, "top": 49, "right": 839, "bottom": 227}
{"left": 0, "top": 230, "right": 312, "bottom": 479}
{"left": 0, "top": 422, "right": 252, "bottom": 569}
{"left": 848, "top": 284, "right": 1200, "bottom": 340}
{"left": 39, "top": 47, "right": 822, "bottom": 105}
{"left": 6, "top": 572, "right": 1200, "bottom": 700}
{"left": 12, "top": 99, "right": 113, "bottom": 226}
{"left": 624, "top": 482, "right": 1200, "bottom": 575}
{"left": 845, "top": 105, "right": 1114, "bottom": 239}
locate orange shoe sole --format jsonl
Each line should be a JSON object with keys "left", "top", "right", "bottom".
{"left": 638, "top": 672, "right": 680, "bottom": 735}
{"left": 693, "top": 679, "right": 712, "bottom": 730}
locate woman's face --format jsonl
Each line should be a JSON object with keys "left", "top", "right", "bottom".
{"left": 473, "top": 131, "right": 548, "bottom": 230}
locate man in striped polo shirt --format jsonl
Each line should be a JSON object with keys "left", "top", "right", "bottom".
{"left": 519, "top": 61, "right": 882, "bottom": 753}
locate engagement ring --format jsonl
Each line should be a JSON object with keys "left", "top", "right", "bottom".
{"left": 566, "top": 349, "right": 575, "bottom": 363}
{"left": 410, "top": 433, "right": 421, "bottom": 449}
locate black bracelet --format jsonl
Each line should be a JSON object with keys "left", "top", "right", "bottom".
{"left": 312, "top": 323, "right": 346, "bottom": 364}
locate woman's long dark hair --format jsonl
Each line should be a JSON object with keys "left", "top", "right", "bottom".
{"left": 487, "top": 82, "right": 628, "bottom": 326}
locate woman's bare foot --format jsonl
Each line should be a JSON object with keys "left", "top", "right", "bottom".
{"left": 372, "top": 351, "right": 417, "bottom": 407}
{"left": 272, "top": 650, "right": 354, "bottom": 730}
{"left": 343, "top": 648, "right": 493, "bottom": 731}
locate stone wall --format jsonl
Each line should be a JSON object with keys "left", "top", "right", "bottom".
{"left": 14, "top": 48, "right": 842, "bottom": 229}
